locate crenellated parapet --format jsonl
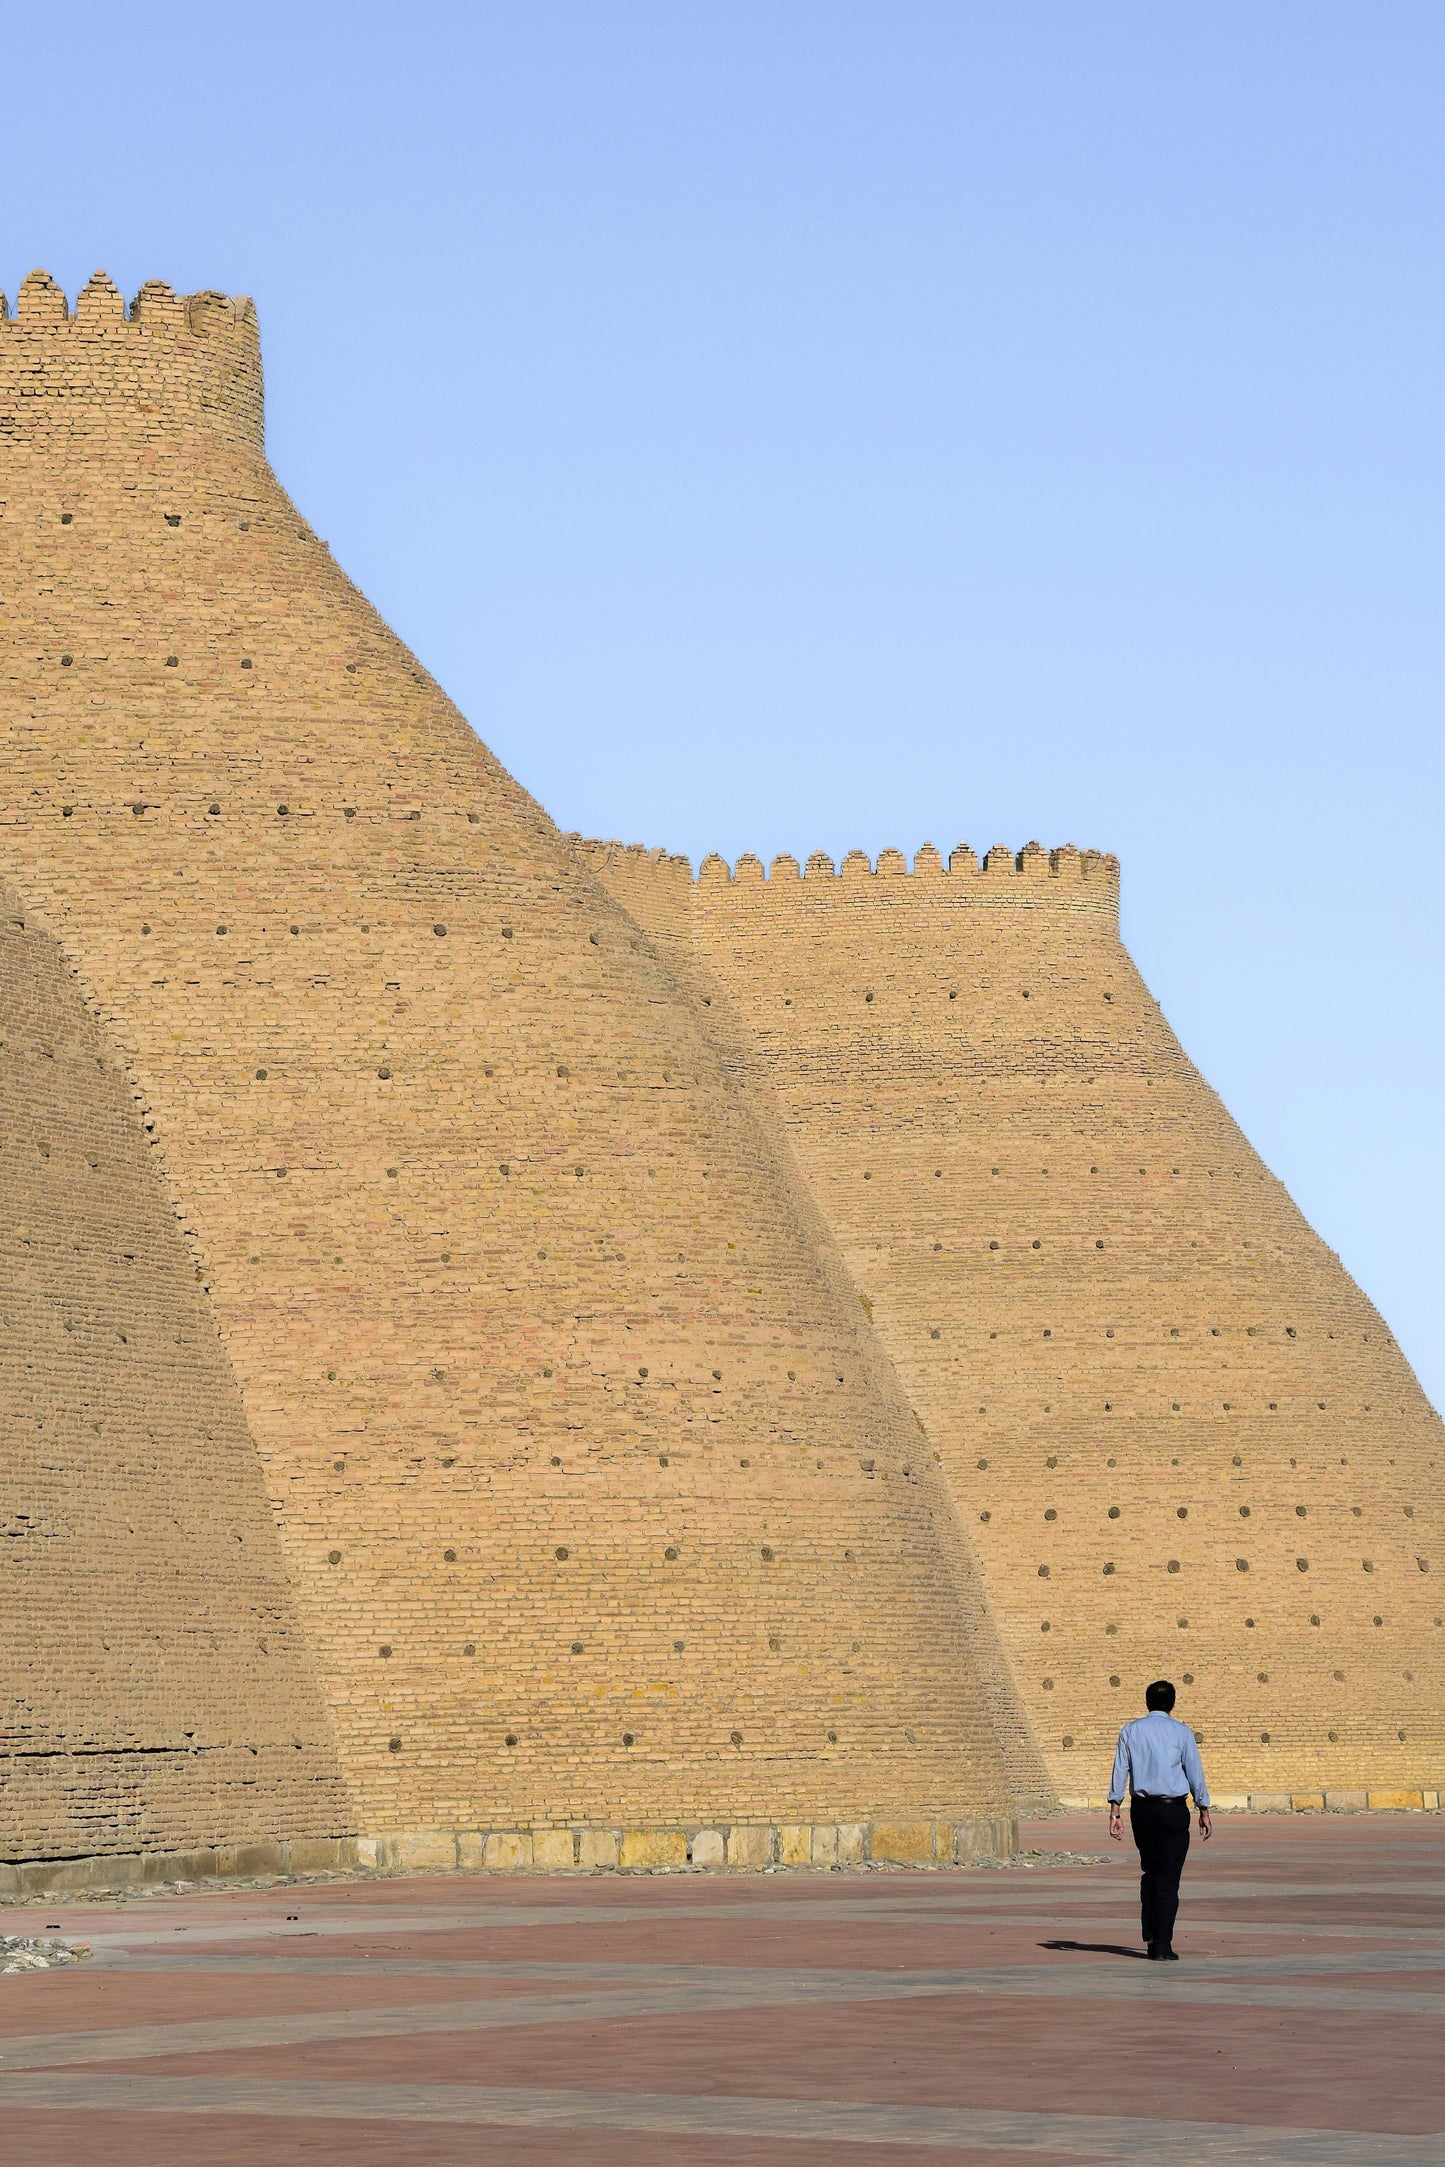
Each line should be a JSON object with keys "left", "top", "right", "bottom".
{"left": 567, "top": 834, "right": 1120, "bottom": 930}
{"left": 568, "top": 836, "right": 697, "bottom": 882}
{"left": 0, "top": 269, "right": 264, "bottom": 455}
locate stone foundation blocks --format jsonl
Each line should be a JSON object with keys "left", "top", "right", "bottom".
{"left": 577, "top": 1828, "right": 620, "bottom": 1869}
{"left": 619, "top": 1829, "right": 688, "bottom": 1870}
{"left": 809, "top": 1823, "right": 839, "bottom": 1867}
{"left": 0, "top": 1813, "right": 1022, "bottom": 1895}
{"left": 725, "top": 1824, "right": 773, "bottom": 1868}
{"left": 0, "top": 1834, "right": 359, "bottom": 1896}
{"left": 481, "top": 1831, "right": 533, "bottom": 1872}
{"left": 531, "top": 1829, "right": 578, "bottom": 1871}
{"left": 777, "top": 1824, "right": 812, "bottom": 1867}
{"left": 393, "top": 1830, "right": 459, "bottom": 1873}
{"left": 869, "top": 1820, "right": 936, "bottom": 1865}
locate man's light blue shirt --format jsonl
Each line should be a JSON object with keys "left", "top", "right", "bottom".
{"left": 1108, "top": 1710, "right": 1210, "bottom": 1807}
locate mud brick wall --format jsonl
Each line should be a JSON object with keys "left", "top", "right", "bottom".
{"left": 578, "top": 838, "right": 1444, "bottom": 1805}
{"left": 0, "top": 877, "right": 350, "bottom": 1861}
{"left": 0, "top": 273, "right": 1028, "bottom": 1851}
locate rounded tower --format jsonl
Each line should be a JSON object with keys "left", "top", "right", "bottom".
{"left": 580, "top": 836, "right": 1444, "bottom": 1811}
{"left": 0, "top": 274, "right": 1028, "bottom": 1871}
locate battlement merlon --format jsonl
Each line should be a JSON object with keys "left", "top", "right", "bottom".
{"left": 566, "top": 835, "right": 1121, "bottom": 926}
{"left": 0, "top": 270, "right": 264, "bottom": 455}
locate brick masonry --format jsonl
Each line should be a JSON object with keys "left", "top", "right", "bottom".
{"left": 1, "top": 269, "right": 1436, "bottom": 1878}
{"left": 0, "top": 875, "right": 350, "bottom": 1865}
{"left": 0, "top": 271, "right": 1029, "bottom": 1871}
{"left": 574, "top": 837, "right": 1444, "bottom": 1808}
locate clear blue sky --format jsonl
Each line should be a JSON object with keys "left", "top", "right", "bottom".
{"left": 7, "top": 3, "right": 1442, "bottom": 1404}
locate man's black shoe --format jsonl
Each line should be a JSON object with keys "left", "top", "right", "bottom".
{"left": 1147, "top": 1942, "right": 1180, "bottom": 1961}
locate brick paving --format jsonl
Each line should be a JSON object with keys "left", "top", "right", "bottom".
{"left": 0, "top": 1812, "right": 1440, "bottom": 2163}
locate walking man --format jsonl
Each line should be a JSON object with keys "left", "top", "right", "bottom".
{"left": 1107, "top": 1679, "right": 1212, "bottom": 1960}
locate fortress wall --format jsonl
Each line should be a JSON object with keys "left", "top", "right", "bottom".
{"left": 0, "top": 880, "right": 350, "bottom": 1866}
{"left": 572, "top": 842, "right": 1056, "bottom": 1807}
{"left": 578, "top": 840, "right": 1444, "bottom": 1807}
{"left": 0, "top": 278, "right": 1025, "bottom": 1857}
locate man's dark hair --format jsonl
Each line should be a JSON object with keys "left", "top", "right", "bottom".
{"left": 1145, "top": 1679, "right": 1176, "bottom": 1712}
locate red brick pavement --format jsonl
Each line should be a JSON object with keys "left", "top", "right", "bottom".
{"left": 0, "top": 1811, "right": 1440, "bottom": 2163}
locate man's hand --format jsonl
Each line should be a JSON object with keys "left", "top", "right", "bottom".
{"left": 1199, "top": 1807, "right": 1213, "bottom": 1841}
{"left": 1108, "top": 1806, "right": 1123, "bottom": 1842}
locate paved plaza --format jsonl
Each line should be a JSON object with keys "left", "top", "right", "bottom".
{"left": 0, "top": 1811, "right": 1441, "bottom": 2163}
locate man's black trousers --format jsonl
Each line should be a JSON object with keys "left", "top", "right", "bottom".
{"left": 1129, "top": 1793, "right": 1191, "bottom": 1949}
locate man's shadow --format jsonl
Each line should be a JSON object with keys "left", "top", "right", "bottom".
{"left": 1040, "top": 1939, "right": 1149, "bottom": 1960}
